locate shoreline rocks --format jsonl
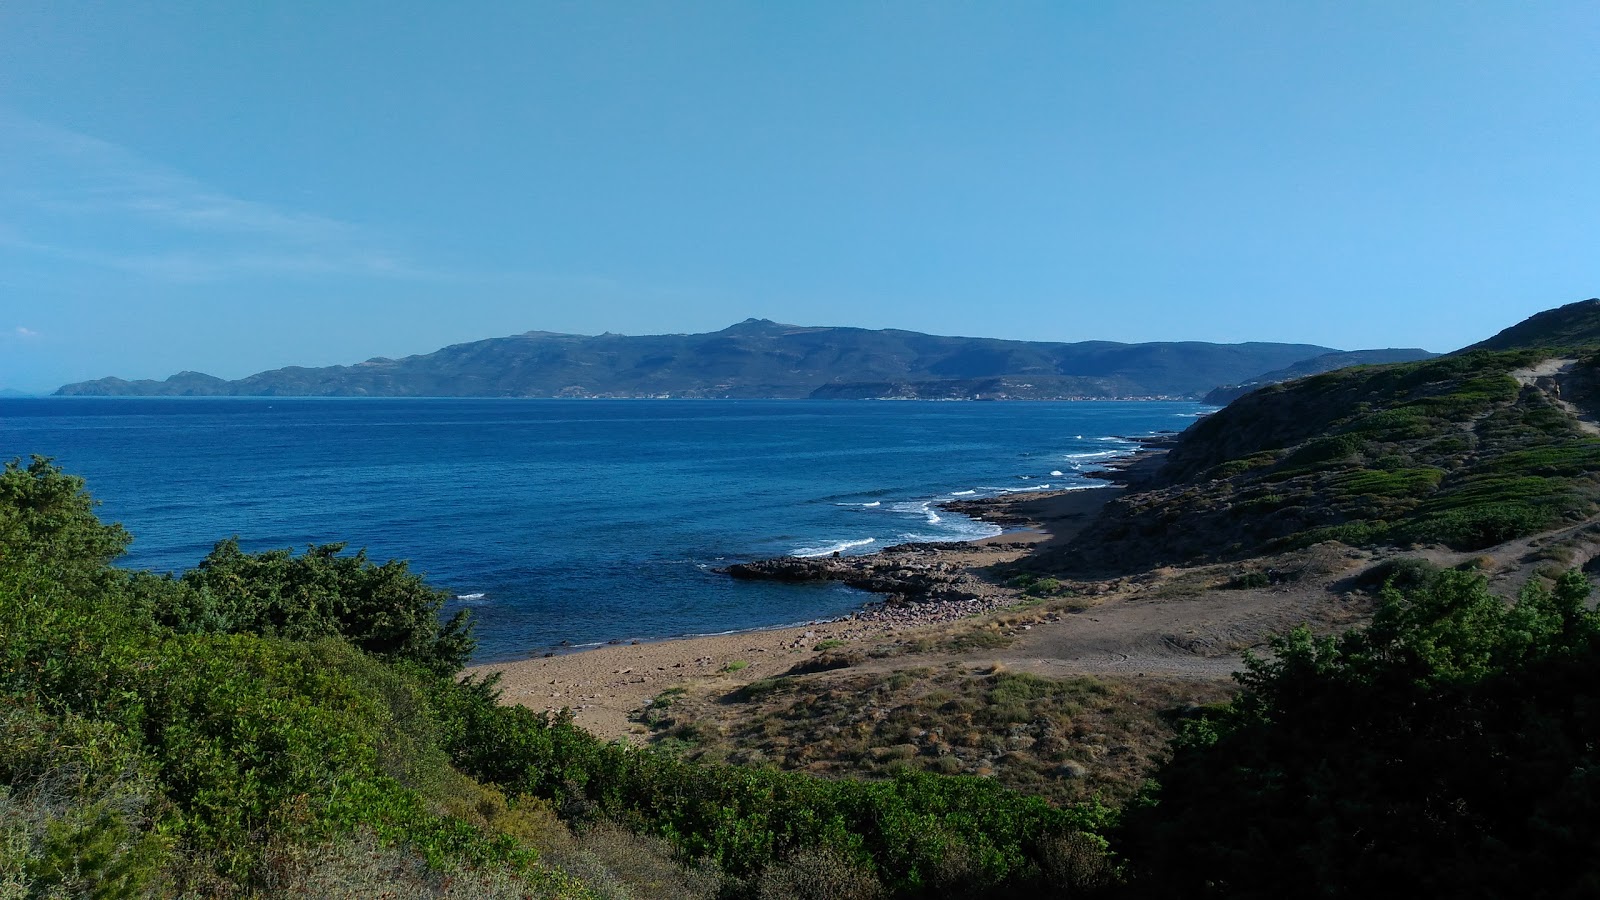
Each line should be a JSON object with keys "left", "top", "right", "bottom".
{"left": 718, "top": 541, "right": 992, "bottom": 604}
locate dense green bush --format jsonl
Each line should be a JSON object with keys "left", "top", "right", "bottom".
{"left": 0, "top": 460, "right": 584, "bottom": 895}
{"left": 171, "top": 538, "right": 474, "bottom": 676}
{"left": 0, "top": 456, "right": 129, "bottom": 591}
{"left": 1354, "top": 556, "right": 1441, "bottom": 593}
{"left": 1120, "top": 568, "right": 1600, "bottom": 898}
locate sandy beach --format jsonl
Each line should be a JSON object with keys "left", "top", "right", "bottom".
{"left": 465, "top": 484, "right": 1123, "bottom": 739}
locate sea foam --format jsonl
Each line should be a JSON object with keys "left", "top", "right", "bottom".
{"left": 792, "top": 537, "right": 876, "bottom": 558}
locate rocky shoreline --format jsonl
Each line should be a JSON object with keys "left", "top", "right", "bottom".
{"left": 469, "top": 436, "right": 1177, "bottom": 737}
{"left": 720, "top": 540, "right": 1021, "bottom": 601}
{"left": 715, "top": 434, "right": 1177, "bottom": 628}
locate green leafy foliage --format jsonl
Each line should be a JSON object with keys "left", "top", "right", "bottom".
{"left": 0, "top": 456, "right": 130, "bottom": 590}
{"left": 1120, "top": 567, "right": 1600, "bottom": 897}
{"left": 0, "top": 462, "right": 580, "bottom": 896}
{"left": 170, "top": 538, "right": 474, "bottom": 676}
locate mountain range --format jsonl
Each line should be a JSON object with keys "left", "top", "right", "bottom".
{"left": 58, "top": 319, "right": 1381, "bottom": 400}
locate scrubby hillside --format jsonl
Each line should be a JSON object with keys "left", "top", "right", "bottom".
{"left": 1469, "top": 297, "right": 1600, "bottom": 351}
{"left": 1054, "top": 300, "right": 1600, "bottom": 572}
{"left": 1201, "top": 348, "right": 1437, "bottom": 405}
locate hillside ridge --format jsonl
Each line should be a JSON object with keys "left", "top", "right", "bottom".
{"left": 1051, "top": 298, "right": 1600, "bottom": 573}
{"left": 56, "top": 320, "right": 1341, "bottom": 400}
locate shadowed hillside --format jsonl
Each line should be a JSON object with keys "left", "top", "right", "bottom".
{"left": 1202, "top": 348, "right": 1438, "bottom": 405}
{"left": 1469, "top": 297, "right": 1600, "bottom": 351}
{"left": 1052, "top": 299, "right": 1600, "bottom": 572}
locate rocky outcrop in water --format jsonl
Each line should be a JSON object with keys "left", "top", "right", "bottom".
{"left": 719, "top": 542, "right": 1019, "bottom": 604}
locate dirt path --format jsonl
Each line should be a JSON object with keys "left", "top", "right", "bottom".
{"left": 840, "top": 574, "right": 1372, "bottom": 683}
{"left": 1512, "top": 357, "right": 1600, "bottom": 435}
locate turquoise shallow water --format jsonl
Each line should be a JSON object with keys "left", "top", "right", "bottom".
{"left": 0, "top": 398, "right": 1205, "bottom": 660}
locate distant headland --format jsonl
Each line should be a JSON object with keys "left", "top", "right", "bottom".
{"left": 54, "top": 319, "right": 1432, "bottom": 401}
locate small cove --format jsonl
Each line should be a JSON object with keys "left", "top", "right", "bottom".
{"left": 1, "top": 397, "right": 1205, "bottom": 660}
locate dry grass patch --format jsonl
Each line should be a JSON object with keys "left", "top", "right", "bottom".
{"left": 651, "top": 667, "right": 1233, "bottom": 806}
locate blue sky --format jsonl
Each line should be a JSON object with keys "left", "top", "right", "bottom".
{"left": 1, "top": 2, "right": 1596, "bottom": 392}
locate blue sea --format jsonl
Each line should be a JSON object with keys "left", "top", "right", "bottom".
{"left": 1, "top": 399, "right": 1205, "bottom": 661}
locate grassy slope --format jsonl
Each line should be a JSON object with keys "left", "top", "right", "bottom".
{"left": 1052, "top": 303, "right": 1600, "bottom": 573}
{"left": 639, "top": 668, "right": 1231, "bottom": 808}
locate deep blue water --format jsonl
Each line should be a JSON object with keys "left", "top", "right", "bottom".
{"left": 1, "top": 399, "right": 1205, "bottom": 661}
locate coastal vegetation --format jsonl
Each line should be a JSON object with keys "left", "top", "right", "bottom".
{"left": 16, "top": 300, "right": 1600, "bottom": 896}
{"left": 1065, "top": 335, "right": 1600, "bottom": 570}
{"left": 12, "top": 473, "right": 1600, "bottom": 894}
{"left": 1120, "top": 566, "right": 1600, "bottom": 898}
{"left": 0, "top": 457, "right": 1114, "bottom": 897}
{"left": 15, "top": 450, "right": 1600, "bottom": 896}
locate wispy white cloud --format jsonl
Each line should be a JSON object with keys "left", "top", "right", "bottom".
{"left": 0, "top": 112, "right": 422, "bottom": 282}
{"left": 14, "top": 327, "right": 39, "bottom": 339}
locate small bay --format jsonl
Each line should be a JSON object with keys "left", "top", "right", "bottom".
{"left": 1, "top": 398, "right": 1205, "bottom": 660}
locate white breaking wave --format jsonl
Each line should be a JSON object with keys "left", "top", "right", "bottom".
{"left": 889, "top": 500, "right": 944, "bottom": 525}
{"left": 1050, "top": 470, "right": 1064, "bottom": 476}
{"left": 1003, "top": 482, "right": 1107, "bottom": 494}
{"left": 949, "top": 490, "right": 977, "bottom": 496}
{"left": 1066, "top": 450, "right": 1126, "bottom": 460}
{"left": 899, "top": 517, "right": 1004, "bottom": 543}
{"left": 793, "top": 537, "right": 876, "bottom": 558}
{"left": 835, "top": 500, "right": 882, "bottom": 507}
{"left": 454, "top": 592, "right": 487, "bottom": 602}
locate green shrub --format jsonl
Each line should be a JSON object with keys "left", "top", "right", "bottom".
{"left": 1330, "top": 467, "right": 1445, "bottom": 499}
{"left": 1120, "top": 569, "right": 1600, "bottom": 897}
{"left": 732, "top": 680, "right": 790, "bottom": 703}
{"left": 0, "top": 456, "right": 131, "bottom": 590}
{"left": 1225, "top": 572, "right": 1270, "bottom": 590}
{"left": 1023, "top": 578, "right": 1062, "bottom": 596}
{"left": 175, "top": 538, "right": 474, "bottom": 676}
{"left": 1285, "top": 434, "right": 1365, "bottom": 467}
{"left": 1401, "top": 503, "right": 1556, "bottom": 550}
{"left": 1356, "top": 557, "right": 1441, "bottom": 593}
